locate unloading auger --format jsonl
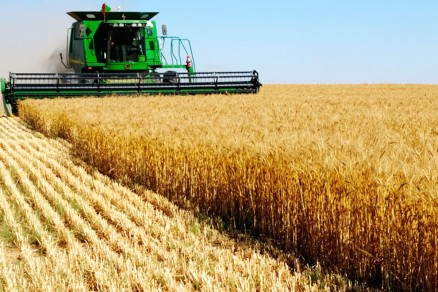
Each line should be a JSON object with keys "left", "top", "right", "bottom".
{"left": 1, "top": 7, "right": 261, "bottom": 116}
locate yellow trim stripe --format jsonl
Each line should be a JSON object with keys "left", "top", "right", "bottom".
{"left": 69, "top": 58, "right": 84, "bottom": 65}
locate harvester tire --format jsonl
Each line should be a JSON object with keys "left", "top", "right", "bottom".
{"left": 150, "top": 71, "right": 162, "bottom": 83}
{"left": 163, "top": 71, "right": 178, "bottom": 84}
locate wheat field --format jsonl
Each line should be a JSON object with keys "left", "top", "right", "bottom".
{"left": 17, "top": 84, "right": 438, "bottom": 290}
{"left": 0, "top": 117, "right": 347, "bottom": 291}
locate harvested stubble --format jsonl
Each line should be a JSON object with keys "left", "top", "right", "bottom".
{"left": 19, "top": 84, "right": 438, "bottom": 291}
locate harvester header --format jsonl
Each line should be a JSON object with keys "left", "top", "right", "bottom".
{"left": 0, "top": 6, "right": 261, "bottom": 116}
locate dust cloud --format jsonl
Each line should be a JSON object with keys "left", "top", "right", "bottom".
{"left": 44, "top": 49, "right": 73, "bottom": 74}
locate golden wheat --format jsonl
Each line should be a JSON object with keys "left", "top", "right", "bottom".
{"left": 18, "top": 84, "right": 438, "bottom": 290}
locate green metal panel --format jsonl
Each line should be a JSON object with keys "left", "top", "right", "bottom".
{"left": 1, "top": 78, "right": 5, "bottom": 93}
{"left": 144, "top": 21, "right": 161, "bottom": 66}
{"left": 82, "top": 21, "right": 102, "bottom": 64}
{"left": 104, "top": 63, "right": 149, "bottom": 71}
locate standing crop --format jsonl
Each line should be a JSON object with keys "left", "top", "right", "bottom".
{"left": 19, "top": 84, "right": 438, "bottom": 290}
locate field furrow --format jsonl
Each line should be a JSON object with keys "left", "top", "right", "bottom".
{"left": 0, "top": 161, "right": 86, "bottom": 290}
{"left": 0, "top": 187, "right": 37, "bottom": 289}
{"left": 0, "top": 242, "right": 19, "bottom": 290}
{"left": 6, "top": 123, "right": 185, "bottom": 273}
{"left": 0, "top": 124, "right": 157, "bottom": 289}
{"left": 0, "top": 135, "right": 122, "bottom": 289}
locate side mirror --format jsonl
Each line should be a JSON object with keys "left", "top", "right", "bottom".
{"left": 162, "top": 24, "right": 167, "bottom": 36}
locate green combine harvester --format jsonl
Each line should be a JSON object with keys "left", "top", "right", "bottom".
{"left": 0, "top": 6, "right": 261, "bottom": 116}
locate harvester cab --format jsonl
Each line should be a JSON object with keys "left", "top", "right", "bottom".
{"left": 0, "top": 7, "right": 261, "bottom": 116}
{"left": 64, "top": 11, "right": 190, "bottom": 74}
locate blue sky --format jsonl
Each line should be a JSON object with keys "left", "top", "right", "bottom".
{"left": 0, "top": 1, "right": 437, "bottom": 84}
